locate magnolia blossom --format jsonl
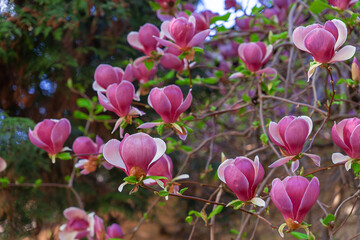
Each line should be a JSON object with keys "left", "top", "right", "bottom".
{"left": 268, "top": 116, "right": 320, "bottom": 172}
{"left": 218, "top": 156, "right": 265, "bottom": 206}
{"left": 352, "top": 57, "right": 360, "bottom": 82}
{"left": 138, "top": 85, "right": 192, "bottom": 140}
{"left": 98, "top": 81, "right": 144, "bottom": 137}
{"left": 263, "top": 7, "right": 287, "bottom": 25}
{"left": 192, "top": 11, "right": 217, "bottom": 34}
{"left": 293, "top": 19, "right": 356, "bottom": 79}
{"left": 103, "top": 133, "right": 166, "bottom": 185}
{"left": 332, "top": 117, "right": 360, "bottom": 170}
{"left": 127, "top": 23, "right": 160, "bottom": 56}
{"left": 28, "top": 118, "right": 71, "bottom": 162}
{"left": 235, "top": 17, "right": 253, "bottom": 31}
{"left": 155, "top": 0, "right": 177, "bottom": 21}
{"left": 73, "top": 136, "right": 113, "bottom": 174}
{"left": 59, "top": 207, "right": 95, "bottom": 240}
{"left": 106, "top": 223, "right": 123, "bottom": 239}
{"left": 0, "top": 157, "right": 6, "bottom": 172}
{"left": 160, "top": 48, "right": 187, "bottom": 72}
{"left": 230, "top": 42, "right": 277, "bottom": 80}
{"left": 145, "top": 154, "right": 174, "bottom": 185}
{"left": 273, "top": 0, "right": 295, "bottom": 9}
{"left": 155, "top": 16, "right": 210, "bottom": 56}
{"left": 271, "top": 176, "right": 319, "bottom": 230}
{"left": 132, "top": 58, "right": 157, "bottom": 84}
{"left": 225, "top": 0, "right": 237, "bottom": 10}
{"left": 93, "top": 64, "right": 133, "bottom": 92}
{"left": 327, "top": 0, "right": 358, "bottom": 10}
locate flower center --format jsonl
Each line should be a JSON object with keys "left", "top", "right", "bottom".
{"left": 129, "top": 166, "right": 146, "bottom": 180}
{"left": 285, "top": 218, "right": 302, "bottom": 230}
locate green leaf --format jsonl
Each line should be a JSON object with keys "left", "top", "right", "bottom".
{"left": 193, "top": 47, "right": 204, "bottom": 54}
{"left": 0, "top": 177, "right": 10, "bottom": 187}
{"left": 34, "top": 179, "right": 42, "bottom": 188}
{"left": 242, "top": 94, "right": 251, "bottom": 103}
{"left": 123, "top": 176, "right": 138, "bottom": 184}
{"left": 320, "top": 213, "right": 335, "bottom": 227}
{"left": 57, "top": 152, "right": 72, "bottom": 160}
{"left": 95, "top": 115, "right": 111, "bottom": 120}
{"left": 77, "top": 98, "right": 92, "bottom": 111}
{"left": 188, "top": 210, "right": 202, "bottom": 218}
{"left": 269, "top": 31, "right": 288, "bottom": 43}
{"left": 158, "top": 190, "right": 169, "bottom": 197}
{"left": 202, "top": 78, "right": 218, "bottom": 84}
{"left": 352, "top": 163, "right": 360, "bottom": 174}
{"left": 179, "top": 187, "right": 188, "bottom": 194}
{"left": 230, "top": 228, "right": 239, "bottom": 235}
{"left": 73, "top": 110, "right": 89, "bottom": 120}
{"left": 210, "top": 12, "right": 231, "bottom": 24}
{"left": 264, "top": 187, "right": 268, "bottom": 194}
{"left": 185, "top": 216, "right": 193, "bottom": 224}
{"left": 260, "top": 134, "right": 268, "bottom": 145}
{"left": 180, "top": 145, "right": 193, "bottom": 152}
{"left": 156, "top": 124, "right": 165, "bottom": 136}
{"left": 207, "top": 205, "right": 224, "bottom": 220}
{"left": 181, "top": 116, "right": 194, "bottom": 121}
{"left": 146, "top": 176, "right": 168, "bottom": 180}
{"left": 144, "top": 60, "right": 154, "bottom": 70}
{"left": 250, "top": 33, "right": 259, "bottom": 42}
{"left": 309, "top": 0, "right": 330, "bottom": 14}
{"left": 291, "top": 231, "right": 309, "bottom": 239}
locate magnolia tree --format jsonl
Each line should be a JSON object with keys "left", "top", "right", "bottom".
{"left": 2, "top": 0, "right": 360, "bottom": 239}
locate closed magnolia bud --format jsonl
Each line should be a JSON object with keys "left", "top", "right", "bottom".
{"left": 106, "top": 223, "right": 123, "bottom": 239}
{"left": 28, "top": 118, "right": 71, "bottom": 157}
{"left": 352, "top": 57, "right": 360, "bottom": 82}
{"left": 270, "top": 176, "right": 319, "bottom": 229}
{"left": 327, "top": 0, "right": 358, "bottom": 10}
{"left": 103, "top": 133, "right": 166, "bottom": 179}
{"left": 0, "top": 157, "right": 6, "bottom": 172}
{"left": 238, "top": 42, "right": 273, "bottom": 72}
{"left": 132, "top": 58, "right": 157, "bottom": 84}
{"left": 218, "top": 156, "right": 264, "bottom": 202}
{"left": 148, "top": 84, "right": 192, "bottom": 123}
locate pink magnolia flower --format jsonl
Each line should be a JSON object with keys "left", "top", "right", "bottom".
{"left": 103, "top": 133, "right": 166, "bottom": 183}
{"left": 192, "top": 11, "right": 217, "bottom": 34}
{"left": 270, "top": 176, "right": 319, "bottom": 230}
{"left": 293, "top": 19, "right": 356, "bottom": 79}
{"left": 274, "top": 0, "right": 295, "bottom": 9}
{"left": 231, "top": 42, "right": 277, "bottom": 80}
{"left": 268, "top": 116, "right": 320, "bottom": 172}
{"left": 0, "top": 157, "right": 6, "bottom": 172}
{"left": 73, "top": 136, "right": 113, "bottom": 174}
{"left": 331, "top": 117, "right": 360, "bottom": 170}
{"left": 28, "top": 118, "right": 71, "bottom": 162}
{"left": 132, "top": 58, "right": 157, "bottom": 84}
{"left": 225, "top": 0, "right": 237, "bottom": 10}
{"left": 155, "top": 16, "right": 210, "bottom": 56}
{"left": 263, "top": 7, "right": 287, "bottom": 25}
{"left": 94, "top": 215, "right": 105, "bottom": 240}
{"left": 59, "top": 207, "right": 95, "bottom": 240}
{"left": 235, "top": 17, "right": 253, "bottom": 31}
{"left": 327, "top": 0, "right": 358, "bottom": 10}
{"left": 160, "top": 52, "right": 186, "bottom": 72}
{"left": 98, "top": 81, "right": 144, "bottom": 137}
{"left": 218, "top": 41, "right": 239, "bottom": 59}
{"left": 106, "top": 223, "right": 123, "bottom": 239}
{"left": 138, "top": 85, "right": 192, "bottom": 140}
{"left": 218, "top": 156, "right": 265, "bottom": 206}
{"left": 93, "top": 64, "right": 133, "bottom": 92}
{"left": 127, "top": 23, "right": 160, "bottom": 56}
{"left": 352, "top": 57, "right": 360, "bottom": 82}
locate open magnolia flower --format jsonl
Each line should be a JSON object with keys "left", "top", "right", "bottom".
{"left": 327, "top": 0, "right": 358, "bottom": 10}
{"left": 138, "top": 84, "right": 192, "bottom": 140}
{"left": 103, "top": 133, "right": 166, "bottom": 191}
{"left": 28, "top": 118, "right": 71, "bottom": 163}
{"left": 98, "top": 81, "right": 144, "bottom": 137}
{"left": 217, "top": 156, "right": 265, "bottom": 207}
{"left": 293, "top": 19, "right": 356, "bottom": 80}
{"left": 271, "top": 176, "right": 319, "bottom": 233}
{"left": 268, "top": 116, "right": 320, "bottom": 172}
{"left": 127, "top": 23, "right": 160, "bottom": 57}
{"left": 332, "top": 117, "right": 360, "bottom": 170}
{"left": 93, "top": 64, "right": 133, "bottom": 92}
{"left": 230, "top": 42, "right": 277, "bottom": 80}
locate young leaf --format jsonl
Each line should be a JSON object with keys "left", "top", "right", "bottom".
{"left": 57, "top": 152, "right": 72, "bottom": 160}
{"left": 291, "top": 231, "right": 309, "bottom": 239}
{"left": 158, "top": 190, "right": 169, "bottom": 197}
{"left": 320, "top": 213, "right": 335, "bottom": 226}
{"left": 207, "top": 205, "right": 224, "bottom": 220}
{"left": 123, "top": 176, "right": 138, "bottom": 184}
{"left": 179, "top": 187, "right": 188, "bottom": 195}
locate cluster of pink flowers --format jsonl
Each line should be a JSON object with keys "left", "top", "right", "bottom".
{"left": 59, "top": 207, "right": 123, "bottom": 240}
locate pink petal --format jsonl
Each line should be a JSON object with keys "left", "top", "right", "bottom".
{"left": 137, "top": 122, "right": 163, "bottom": 129}
{"left": 303, "top": 153, "right": 321, "bottom": 166}
{"left": 97, "top": 91, "right": 116, "bottom": 113}
{"left": 296, "top": 177, "right": 319, "bottom": 222}
{"left": 103, "top": 139, "right": 127, "bottom": 172}
{"left": 138, "top": 23, "right": 160, "bottom": 55}
{"left": 174, "top": 89, "right": 192, "bottom": 121}
{"left": 92, "top": 81, "right": 106, "bottom": 92}
{"left": 284, "top": 118, "right": 309, "bottom": 155}
{"left": 0, "top": 157, "right": 7, "bottom": 172}
{"left": 160, "top": 21, "right": 173, "bottom": 40}
{"left": 308, "top": 62, "right": 322, "bottom": 81}
{"left": 148, "top": 138, "right": 167, "bottom": 168}
{"left": 224, "top": 164, "right": 251, "bottom": 201}
{"left": 154, "top": 36, "right": 181, "bottom": 51}
{"left": 160, "top": 53, "right": 184, "bottom": 72}
{"left": 94, "top": 64, "right": 119, "bottom": 90}
{"left": 256, "top": 67, "right": 277, "bottom": 80}
{"left": 261, "top": 44, "right": 273, "bottom": 64}
{"left": 148, "top": 88, "right": 172, "bottom": 123}
{"left": 217, "top": 159, "right": 235, "bottom": 183}
{"left": 304, "top": 28, "right": 336, "bottom": 63}
{"left": 329, "top": 45, "right": 356, "bottom": 63}
{"left": 28, "top": 129, "right": 49, "bottom": 151}
{"left": 268, "top": 121, "right": 285, "bottom": 147}
{"left": 285, "top": 176, "right": 310, "bottom": 220}
{"left": 270, "top": 178, "right": 294, "bottom": 220}
{"left": 177, "top": 128, "right": 188, "bottom": 140}
{"left": 241, "top": 43, "right": 264, "bottom": 72}
{"left": 331, "top": 120, "right": 351, "bottom": 152}
{"left": 123, "top": 64, "right": 133, "bottom": 82}
{"left": 127, "top": 31, "right": 145, "bottom": 52}
{"left": 350, "top": 124, "right": 360, "bottom": 158}
{"left": 72, "top": 136, "right": 98, "bottom": 158}
{"left": 163, "top": 85, "right": 183, "bottom": 117}
{"left": 332, "top": 19, "right": 347, "bottom": 50}
{"left": 187, "top": 29, "right": 210, "bottom": 47}
{"left": 331, "top": 152, "right": 350, "bottom": 164}
{"left": 291, "top": 160, "right": 300, "bottom": 172}
{"left": 292, "top": 24, "right": 320, "bottom": 52}
{"left": 229, "top": 72, "right": 245, "bottom": 79}
{"left": 50, "top": 118, "right": 71, "bottom": 154}
{"left": 299, "top": 116, "right": 313, "bottom": 138}
{"left": 269, "top": 156, "right": 294, "bottom": 168}
{"left": 63, "top": 207, "right": 87, "bottom": 220}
